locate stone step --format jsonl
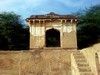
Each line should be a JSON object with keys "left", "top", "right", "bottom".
{"left": 80, "top": 72, "right": 94, "bottom": 75}
{"left": 73, "top": 51, "right": 94, "bottom": 75}
{"left": 73, "top": 54, "right": 84, "bottom": 56}
{"left": 74, "top": 55, "right": 85, "bottom": 59}
{"left": 75, "top": 58, "right": 87, "bottom": 61}
{"left": 77, "top": 63, "right": 89, "bottom": 67}
{"left": 73, "top": 52, "right": 84, "bottom": 55}
{"left": 76, "top": 61, "right": 89, "bottom": 63}
{"left": 78, "top": 67, "right": 91, "bottom": 72}
{"left": 74, "top": 58, "right": 86, "bottom": 61}
{"left": 73, "top": 53, "right": 85, "bottom": 57}
{"left": 75, "top": 59, "right": 87, "bottom": 62}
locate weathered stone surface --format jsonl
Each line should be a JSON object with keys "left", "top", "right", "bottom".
{"left": 20, "top": 50, "right": 73, "bottom": 75}
{"left": 27, "top": 12, "right": 77, "bottom": 49}
{"left": 81, "top": 43, "right": 100, "bottom": 75}
{"left": 0, "top": 51, "right": 21, "bottom": 75}
{"left": 0, "top": 50, "right": 75, "bottom": 75}
{"left": 71, "top": 51, "right": 94, "bottom": 75}
{"left": 0, "top": 43, "right": 99, "bottom": 75}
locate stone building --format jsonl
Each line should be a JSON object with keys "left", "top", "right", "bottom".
{"left": 26, "top": 12, "right": 77, "bottom": 49}
{"left": 0, "top": 12, "right": 99, "bottom": 75}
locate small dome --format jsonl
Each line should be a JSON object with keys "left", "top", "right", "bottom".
{"left": 47, "top": 12, "right": 59, "bottom": 16}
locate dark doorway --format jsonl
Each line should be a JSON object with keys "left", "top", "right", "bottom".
{"left": 46, "top": 29, "right": 60, "bottom": 47}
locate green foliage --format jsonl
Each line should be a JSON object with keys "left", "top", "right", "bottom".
{"left": 77, "top": 5, "right": 100, "bottom": 49}
{"left": 0, "top": 12, "right": 29, "bottom": 50}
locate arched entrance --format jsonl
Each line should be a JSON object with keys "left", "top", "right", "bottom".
{"left": 45, "top": 28, "right": 60, "bottom": 47}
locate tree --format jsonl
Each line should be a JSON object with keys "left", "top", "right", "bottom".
{"left": 0, "top": 12, "right": 29, "bottom": 50}
{"left": 77, "top": 5, "right": 100, "bottom": 49}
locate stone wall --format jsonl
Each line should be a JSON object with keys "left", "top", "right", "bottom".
{"left": 29, "top": 20, "right": 77, "bottom": 49}
{"left": 0, "top": 43, "right": 100, "bottom": 75}
{"left": 0, "top": 50, "right": 76, "bottom": 75}
{"left": 0, "top": 51, "right": 21, "bottom": 75}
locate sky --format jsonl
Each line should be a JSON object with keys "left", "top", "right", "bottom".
{"left": 0, "top": 0, "right": 100, "bottom": 19}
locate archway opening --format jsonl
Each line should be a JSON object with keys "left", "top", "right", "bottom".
{"left": 46, "top": 28, "right": 60, "bottom": 47}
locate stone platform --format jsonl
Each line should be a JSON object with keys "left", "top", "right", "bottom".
{"left": 0, "top": 49, "right": 75, "bottom": 75}
{"left": 0, "top": 48, "right": 97, "bottom": 75}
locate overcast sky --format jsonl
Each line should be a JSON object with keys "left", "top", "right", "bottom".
{"left": 0, "top": 0, "right": 100, "bottom": 18}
